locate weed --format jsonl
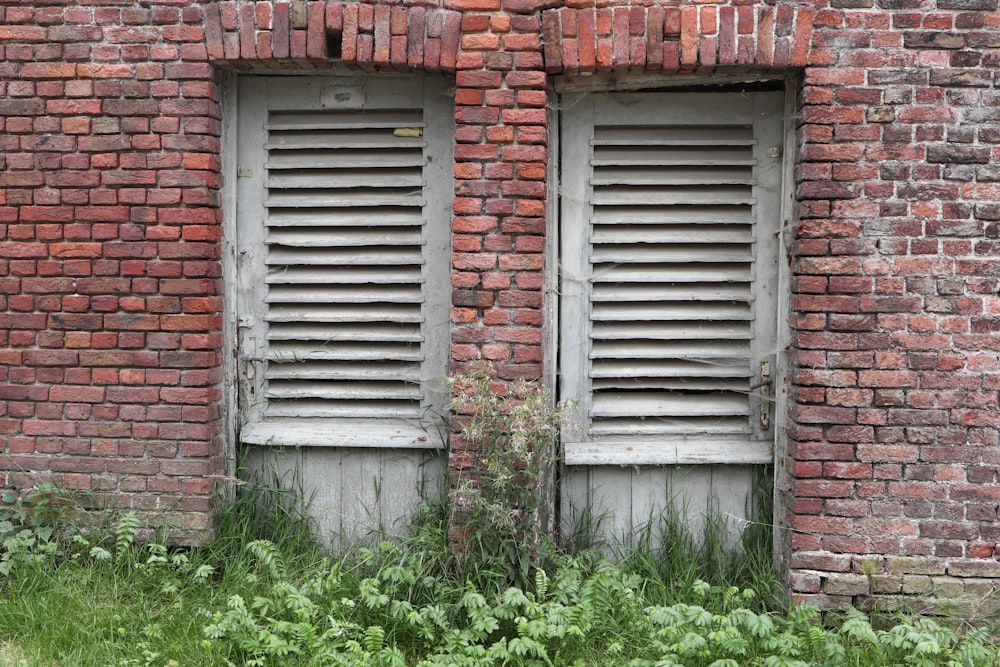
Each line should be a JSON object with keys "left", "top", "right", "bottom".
{"left": 448, "top": 362, "right": 573, "bottom": 588}
{"left": 0, "top": 376, "right": 998, "bottom": 665}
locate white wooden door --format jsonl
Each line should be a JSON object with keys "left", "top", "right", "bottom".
{"left": 558, "top": 90, "right": 786, "bottom": 549}
{"left": 232, "top": 74, "right": 453, "bottom": 546}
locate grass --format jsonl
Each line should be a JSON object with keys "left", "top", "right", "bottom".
{"left": 3, "top": 369, "right": 995, "bottom": 665}
{"left": 0, "top": 473, "right": 997, "bottom": 666}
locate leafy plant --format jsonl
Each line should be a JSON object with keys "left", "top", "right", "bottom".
{"left": 448, "top": 362, "right": 573, "bottom": 588}
{"left": 0, "top": 381, "right": 998, "bottom": 666}
{"left": 0, "top": 486, "right": 66, "bottom": 576}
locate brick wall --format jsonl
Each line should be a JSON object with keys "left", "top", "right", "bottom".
{"left": 2, "top": 0, "right": 1000, "bottom": 606}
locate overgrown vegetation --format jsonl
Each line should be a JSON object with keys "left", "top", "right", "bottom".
{"left": 447, "top": 364, "right": 571, "bottom": 589}
{"left": 0, "top": 370, "right": 997, "bottom": 665}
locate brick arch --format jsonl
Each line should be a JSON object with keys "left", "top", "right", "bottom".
{"left": 204, "top": 1, "right": 463, "bottom": 73}
{"left": 540, "top": 3, "right": 815, "bottom": 74}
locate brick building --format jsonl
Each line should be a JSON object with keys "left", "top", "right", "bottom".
{"left": 2, "top": 0, "right": 1000, "bottom": 610}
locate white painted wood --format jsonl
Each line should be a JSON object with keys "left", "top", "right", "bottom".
{"left": 565, "top": 440, "right": 773, "bottom": 466}
{"left": 559, "top": 89, "right": 782, "bottom": 462}
{"left": 591, "top": 226, "right": 753, "bottom": 244}
{"left": 558, "top": 464, "right": 757, "bottom": 551}
{"left": 711, "top": 465, "right": 755, "bottom": 550}
{"left": 591, "top": 359, "right": 750, "bottom": 378}
{"left": 557, "top": 87, "right": 785, "bottom": 553}
{"left": 340, "top": 448, "right": 380, "bottom": 543}
{"left": 302, "top": 447, "right": 344, "bottom": 539}
{"left": 590, "top": 245, "right": 752, "bottom": 263}
{"left": 236, "top": 74, "right": 452, "bottom": 443}
{"left": 749, "top": 91, "right": 785, "bottom": 444}
{"left": 235, "top": 76, "right": 271, "bottom": 430}
{"left": 559, "top": 467, "right": 591, "bottom": 539}
{"left": 245, "top": 446, "right": 445, "bottom": 549}
{"left": 221, "top": 71, "right": 240, "bottom": 481}
{"left": 589, "top": 467, "right": 632, "bottom": 552}
{"left": 590, "top": 340, "right": 750, "bottom": 359}
{"left": 591, "top": 393, "right": 749, "bottom": 418}
{"left": 630, "top": 466, "right": 668, "bottom": 547}
{"left": 666, "top": 466, "right": 710, "bottom": 544}
{"left": 241, "top": 420, "right": 439, "bottom": 448}
{"left": 591, "top": 205, "right": 753, "bottom": 224}
{"left": 772, "top": 76, "right": 799, "bottom": 568}
{"left": 264, "top": 400, "right": 423, "bottom": 419}
{"left": 231, "top": 74, "right": 453, "bottom": 548}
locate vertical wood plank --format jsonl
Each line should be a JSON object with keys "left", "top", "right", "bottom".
{"left": 560, "top": 467, "right": 592, "bottom": 541}
{"left": 711, "top": 464, "right": 754, "bottom": 551}
{"left": 302, "top": 447, "right": 343, "bottom": 546}
{"left": 630, "top": 465, "right": 669, "bottom": 548}
{"left": 589, "top": 467, "right": 632, "bottom": 551}
{"left": 666, "top": 465, "right": 710, "bottom": 544}
{"left": 379, "top": 449, "right": 422, "bottom": 539}
{"left": 339, "top": 448, "right": 381, "bottom": 544}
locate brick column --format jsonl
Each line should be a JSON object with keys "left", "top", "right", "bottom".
{"left": 0, "top": 2, "right": 224, "bottom": 543}
{"left": 448, "top": 2, "right": 548, "bottom": 517}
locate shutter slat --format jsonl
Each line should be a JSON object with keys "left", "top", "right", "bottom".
{"left": 267, "top": 247, "right": 423, "bottom": 265}
{"left": 266, "top": 285, "right": 422, "bottom": 304}
{"left": 592, "top": 303, "right": 750, "bottom": 322}
{"left": 268, "top": 149, "right": 423, "bottom": 170}
{"left": 591, "top": 225, "right": 752, "bottom": 245}
{"left": 591, "top": 340, "right": 750, "bottom": 359}
{"left": 268, "top": 191, "right": 424, "bottom": 208}
{"left": 267, "top": 109, "right": 423, "bottom": 129}
{"left": 267, "top": 361, "right": 422, "bottom": 381}
{"left": 591, "top": 205, "right": 753, "bottom": 225}
{"left": 267, "top": 208, "right": 422, "bottom": 227}
{"left": 592, "top": 186, "right": 754, "bottom": 207}
{"left": 267, "top": 138, "right": 425, "bottom": 151}
{"left": 591, "top": 392, "right": 749, "bottom": 417}
{"left": 267, "top": 267, "right": 421, "bottom": 285}
{"left": 591, "top": 359, "right": 751, "bottom": 378}
{"left": 592, "top": 125, "right": 753, "bottom": 144}
{"left": 267, "top": 323, "right": 420, "bottom": 342}
{"left": 593, "top": 244, "right": 751, "bottom": 263}
{"left": 268, "top": 228, "right": 422, "bottom": 247}
{"left": 593, "top": 378, "right": 748, "bottom": 391}
{"left": 591, "top": 283, "right": 752, "bottom": 302}
{"left": 268, "top": 170, "right": 424, "bottom": 189}
{"left": 266, "top": 400, "right": 423, "bottom": 419}
{"left": 268, "top": 341, "right": 421, "bottom": 360}
{"left": 588, "top": 419, "right": 749, "bottom": 436}
{"left": 591, "top": 165, "right": 752, "bottom": 186}
{"left": 583, "top": 120, "right": 759, "bottom": 439}
{"left": 594, "top": 265, "right": 751, "bottom": 283}
{"left": 590, "top": 320, "right": 751, "bottom": 337}
{"left": 266, "top": 304, "right": 422, "bottom": 323}
{"left": 267, "top": 381, "right": 421, "bottom": 401}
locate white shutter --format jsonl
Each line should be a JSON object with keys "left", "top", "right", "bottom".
{"left": 236, "top": 76, "right": 452, "bottom": 448}
{"left": 561, "top": 91, "right": 784, "bottom": 465}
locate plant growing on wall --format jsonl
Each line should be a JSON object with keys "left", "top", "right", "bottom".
{"left": 447, "top": 363, "right": 573, "bottom": 588}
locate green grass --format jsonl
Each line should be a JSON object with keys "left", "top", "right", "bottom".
{"left": 0, "top": 473, "right": 997, "bottom": 666}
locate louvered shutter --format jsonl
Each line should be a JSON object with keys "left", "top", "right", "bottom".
{"left": 560, "top": 91, "right": 784, "bottom": 465}
{"left": 236, "top": 76, "right": 452, "bottom": 448}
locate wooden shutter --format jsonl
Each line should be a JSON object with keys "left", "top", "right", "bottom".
{"left": 236, "top": 76, "right": 452, "bottom": 448}
{"left": 560, "top": 91, "right": 784, "bottom": 465}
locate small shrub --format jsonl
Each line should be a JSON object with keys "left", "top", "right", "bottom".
{"left": 0, "top": 485, "right": 69, "bottom": 576}
{"left": 448, "top": 362, "right": 573, "bottom": 588}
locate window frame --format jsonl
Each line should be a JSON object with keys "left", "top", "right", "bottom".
{"left": 224, "top": 72, "right": 454, "bottom": 450}
{"left": 555, "top": 86, "right": 790, "bottom": 467}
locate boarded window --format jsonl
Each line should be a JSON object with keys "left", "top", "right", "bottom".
{"left": 234, "top": 75, "right": 453, "bottom": 448}
{"left": 560, "top": 90, "right": 785, "bottom": 466}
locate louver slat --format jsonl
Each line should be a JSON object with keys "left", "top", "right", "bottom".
{"left": 587, "top": 121, "right": 756, "bottom": 438}
{"left": 263, "top": 107, "right": 428, "bottom": 421}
